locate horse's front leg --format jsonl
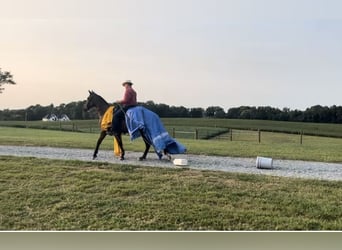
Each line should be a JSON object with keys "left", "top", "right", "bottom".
{"left": 93, "top": 130, "right": 107, "bottom": 160}
{"left": 139, "top": 129, "right": 151, "bottom": 161}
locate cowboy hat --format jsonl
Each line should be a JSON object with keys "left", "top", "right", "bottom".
{"left": 122, "top": 80, "right": 133, "bottom": 86}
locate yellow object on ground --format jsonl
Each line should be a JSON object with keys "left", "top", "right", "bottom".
{"left": 113, "top": 138, "right": 121, "bottom": 156}
{"left": 101, "top": 106, "right": 122, "bottom": 157}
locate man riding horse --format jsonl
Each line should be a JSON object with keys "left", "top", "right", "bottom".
{"left": 84, "top": 82, "right": 186, "bottom": 161}
{"left": 109, "top": 80, "right": 137, "bottom": 136}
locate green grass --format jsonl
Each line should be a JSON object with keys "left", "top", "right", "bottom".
{"left": 1, "top": 118, "right": 341, "bottom": 138}
{"left": 164, "top": 125, "right": 229, "bottom": 139}
{"left": 0, "top": 156, "right": 341, "bottom": 230}
{"left": 1, "top": 126, "right": 341, "bottom": 162}
{"left": 162, "top": 118, "right": 342, "bottom": 138}
{"left": 1, "top": 121, "right": 341, "bottom": 230}
{"left": 0, "top": 120, "right": 100, "bottom": 133}
{"left": 0, "top": 126, "right": 101, "bottom": 149}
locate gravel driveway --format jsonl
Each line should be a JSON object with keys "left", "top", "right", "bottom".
{"left": 1, "top": 145, "right": 341, "bottom": 181}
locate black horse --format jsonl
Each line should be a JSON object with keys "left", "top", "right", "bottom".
{"left": 84, "top": 90, "right": 170, "bottom": 161}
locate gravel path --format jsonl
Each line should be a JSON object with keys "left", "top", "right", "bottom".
{"left": 1, "top": 145, "right": 341, "bottom": 181}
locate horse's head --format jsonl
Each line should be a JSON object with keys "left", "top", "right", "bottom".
{"left": 83, "top": 90, "right": 98, "bottom": 111}
{"left": 84, "top": 90, "right": 110, "bottom": 115}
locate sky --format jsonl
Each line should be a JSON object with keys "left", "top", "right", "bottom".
{"left": 1, "top": 0, "right": 341, "bottom": 111}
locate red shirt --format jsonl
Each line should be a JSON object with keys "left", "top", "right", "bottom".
{"left": 121, "top": 86, "right": 137, "bottom": 106}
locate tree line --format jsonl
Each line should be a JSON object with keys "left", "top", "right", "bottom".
{"left": 1, "top": 69, "right": 341, "bottom": 123}
{"left": 0, "top": 100, "right": 341, "bottom": 123}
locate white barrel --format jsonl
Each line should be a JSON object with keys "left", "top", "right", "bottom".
{"left": 256, "top": 156, "right": 273, "bottom": 169}
{"left": 173, "top": 159, "right": 188, "bottom": 166}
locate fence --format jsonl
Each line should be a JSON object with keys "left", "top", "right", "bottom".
{"left": 62, "top": 124, "right": 306, "bottom": 144}
{"left": 170, "top": 127, "right": 306, "bottom": 145}
{"left": 171, "top": 128, "right": 199, "bottom": 140}
{"left": 0, "top": 120, "right": 313, "bottom": 145}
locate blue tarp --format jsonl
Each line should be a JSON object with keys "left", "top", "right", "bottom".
{"left": 125, "top": 106, "right": 186, "bottom": 157}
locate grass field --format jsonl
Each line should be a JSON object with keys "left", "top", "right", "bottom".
{"left": 1, "top": 118, "right": 341, "bottom": 138}
{"left": 161, "top": 118, "right": 342, "bottom": 138}
{"left": 1, "top": 126, "right": 341, "bottom": 162}
{"left": 1, "top": 156, "right": 341, "bottom": 230}
{"left": 1, "top": 120, "right": 341, "bottom": 230}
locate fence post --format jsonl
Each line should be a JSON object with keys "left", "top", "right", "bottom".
{"left": 172, "top": 128, "right": 175, "bottom": 138}
{"left": 258, "top": 129, "right": 261, "bottom": 143}
{"left": 230, "top": 128, "right": 233, "bottom": 141}
{"left": 25, "top": 112, "right": 28, "bottom": 128}
{"left": 300, "top": 130, "right": 303, "bottom": 145}
{"left": 195, "top": 129, "right": 198, "bottom": 140}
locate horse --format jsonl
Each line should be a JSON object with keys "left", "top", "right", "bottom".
{"left": 83, "top": 90, "right": 171, "bottom": 161}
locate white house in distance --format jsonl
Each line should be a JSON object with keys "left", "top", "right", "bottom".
{"left": 59, "top": 114, "right": 70, "bottom": 121}
{"left": 42, "top": 114, "right": 58, "bottom": 122}
{"left": 42, "top": 114, "right": 70, "bottom": 122}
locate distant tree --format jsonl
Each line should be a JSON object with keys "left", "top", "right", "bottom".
{"left": 238, "top": 106, "right": 254, "bottom": 119}
{"left": 25, "top": 104, "right": 52, "bottom": 120}
{"left": 329, "top": 105, "right": 342, "bottom": 123}
{"left": 289, "top": 109, "right": 304, "bottom": 122}
{"left": 336, "top": 106, "right": 342, "bottom": 123}
{"left": 240, "top": 109, "right": 253, "bottom": 119}
{"left": 0, "top": 68, "right": 16, "bottom": 93}
{"left": 189, "top": 107, "right": 204, "bottom": 118}
{"left": 205, "top": 106, "right": 226, "bottom": 118}
{"left": 169, "top": 106, "right": 189, "bottom": 117}
{"left": 226, "top": 107, "right": 240, "bottom": 119}
{"left": 142, "top": 101, "right": 190, "bottom": 117}
{"left": 142, "top": 100, "right": 158, "bottom": 114}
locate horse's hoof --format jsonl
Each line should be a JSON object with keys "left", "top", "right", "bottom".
{"left": 92, "top": 156, "right": 97, "bottom": 160}
{"left": 139, "top": 157, "right": 146, "bottom": 161}
{"left": 120, "top": 156, "right": 125, "bottom": 161}
{"left": 157, "top": 152, "right": 163, "bottom": 160}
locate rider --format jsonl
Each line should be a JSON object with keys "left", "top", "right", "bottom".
{"left": 110, "top": 80, "right": 137, "bottom": 135}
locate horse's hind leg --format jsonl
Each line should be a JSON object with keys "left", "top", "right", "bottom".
{"left": 139, "top": 130, "right": 151, "bottom": 161}
{"left": 164, "top": 150, "right": 172, "bottom": 161}
{"left": 114, "top": 133, "right": 125, "bottom": 160}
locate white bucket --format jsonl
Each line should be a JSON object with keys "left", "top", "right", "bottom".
{"left": 256, "top": 156, "right": 273, "bottom": 169}
{"left": 173, "top": 159, "right": 188, "bottom": 166}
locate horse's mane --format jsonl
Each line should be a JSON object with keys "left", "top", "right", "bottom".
{"left": 92, "top": 91, "right": 109, "bottom": 106}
